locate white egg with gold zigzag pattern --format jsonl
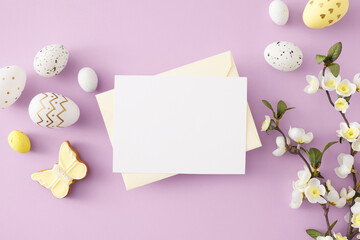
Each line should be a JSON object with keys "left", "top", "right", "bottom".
{"left": 28, "top": 92, "right": 80, "bottom": 128}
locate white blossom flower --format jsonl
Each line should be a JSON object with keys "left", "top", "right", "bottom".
{"left": 326, "top": 189, "right": 346, "bottom": 208}
{"left": 326, "top": 179, "right": 335, "bottom": 191}
{"left": 288, "top": 127, "right": 313, "bottom": 144}
{"left": 336, "top": 79, "right": 356, "bottom": 97}
{"left": 357, "top": 234, "right": 360, "bottom": 240}
{"left": 353, "top": 73, "right": 360, "bottom": 92}
{"left": 340, "top": 187, "right": 356, "bottom": 201}
{"left": 352, "top": 139, "right": 360, "bottom": 152}
{"left": 317, "top": 236, "right": 333, "bottom": 240}
{"left": 351, "top": 202, "right": 360, "bottom": 228}
{"left": 272, "top": 136, "right": 290, "bottom": 157}
{"left": 261, "top": 115, "right": 271, "bottom": 131}
{"left": 337, "top": 122, "right": 360, "bottom": 142}
{"left": 334, "top": 233, "right": 347, "bottom": 240}
{"left": 290, "top": 189, "right": 303, "bottom": 209}
{"left": 345, "top": 199, "right": 360, "bottom": 223}
{"left": 293, "top": 165, "right": 312, "bottom": 192}
{"left": 335, "top": 153, "right": 354, "bottom": 179}
{"left": 334, "top": 98, "right": 349, "bottom": 113}
{"left": 304, "top": 75, "right": 320, "bottom": 94}
{"left": 345, "top": 211, "right": 350, "bottom": 223}
{"left": 320, "top": 69, "right": 341, "bottom": 91}
{"left": 304, "top": 178, "right": 326, "bottom": 204}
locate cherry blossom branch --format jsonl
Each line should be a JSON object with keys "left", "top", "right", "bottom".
{"left": 274, "top": 126, "right": 314, "bottom": 177}
{"left": 321, "top": 67, "right": 359, "bottom": 239}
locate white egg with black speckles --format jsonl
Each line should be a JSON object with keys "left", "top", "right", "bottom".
{"left": 264, "top": 41, "right": 303, "bottom": 72}
{"left": 34, "top": 44, "right": 69, "bottom": 77}
{"left": 0, "top": 66, "right": 26, "bottom": 109}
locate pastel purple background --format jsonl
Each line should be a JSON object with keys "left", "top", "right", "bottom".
{"left": 0, "top": 0, "right": 359, "bottom": 239}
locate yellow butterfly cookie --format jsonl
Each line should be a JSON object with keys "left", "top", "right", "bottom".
{"left": 31, "top": 141, "right": 88, "bottom": 199}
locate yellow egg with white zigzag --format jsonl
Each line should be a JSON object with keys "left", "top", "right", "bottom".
{"left": 28, "top": 92, "right": 80, "bottom": 128}
{"left": 303, "top": 0, "right": 349, "bottom": 29}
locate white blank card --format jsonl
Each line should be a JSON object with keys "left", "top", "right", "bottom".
{"left": 113, "top": 76, "right": 247, "bottom": 174}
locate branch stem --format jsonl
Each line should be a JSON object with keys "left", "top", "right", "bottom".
{"left": 322, "top": 205, "right": 331, "bottom": 235}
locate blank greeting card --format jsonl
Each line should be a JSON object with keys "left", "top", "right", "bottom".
{"left": 113, "top": 75, "right": 247, "bottom": 174}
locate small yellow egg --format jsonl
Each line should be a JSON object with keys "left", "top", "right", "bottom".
{"left": 303, "top": 0, "right": 349, "bottom": 29}
{"left": 8, "top": 130, "right": 31, "bottom": 153}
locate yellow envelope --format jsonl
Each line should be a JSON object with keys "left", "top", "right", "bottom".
{"left": 96, "top": 51, "right": 262, "bottom": 190}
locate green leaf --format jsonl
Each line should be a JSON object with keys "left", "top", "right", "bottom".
{"left": 262, "top": 100, "right": 275, "bottom": 117}
{"left": 316, "top": 54, "right": 326, "bottom": 64}
{"left": 325, "top": 220, "right": 338, "bottom": 236}
{"left": 300, "top": 147, "right": 309, "bottom": 155}
{"left": 286, "top": 107, "right": 295, "bottom": 111}
{"left": 328, "top": 63, "right": 340, "bottom": 77}
{"left": 277, "top": 100, "right": 291, "bottom": 119}
{"left": 322, "top": 141, "right": 338, "bottom": 155}
{"left": 307, "top": 148, "right": 323, "bottom": 169}
{"left": 306, "top": 229, "right": 322, "bottom": 239}
{"left": 344, "top": 96, "right": 351, "bottom": 103}
{"left": 327, "top": 42, "right": 342, "bottom": 62}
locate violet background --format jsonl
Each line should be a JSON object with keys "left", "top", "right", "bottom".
{"left": 0, "top": 0, "right": 359, "bottom": 239}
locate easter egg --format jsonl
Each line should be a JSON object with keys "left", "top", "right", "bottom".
{"left": 28, "top": 92, "right": 80, "bottom": 128}
{"left": 34, "top": 44, "right": 69, "bottom": 77}
{"left": 78, "top": 67, "right": 98, "bottom": 93}
{"left": 0, "top": 66, "right": 26, "bottom": 109}
{"left": 303, "top": 0, "right": 349, "bottom": 29}
{"left": 264, "top": 41, "right": 303, "bottom": 72}
{"left": 269, "top": 0, "right": 289, "bottom": 26}
{"left": 8, "top": 130, "right": 31, "bottom": 153}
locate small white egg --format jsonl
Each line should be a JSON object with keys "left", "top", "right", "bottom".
{"left": 269, "top": 0, "right": 289, "bottom": 26}
{"left": 34, "top": 44, "right": 69, "bottom": 77}
{"left": 78, "top": 67, "right": 98, "bottom": 93}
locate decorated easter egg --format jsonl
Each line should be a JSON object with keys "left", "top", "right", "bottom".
{"left": 303, "top": 0, "right": 349, "bottom": 29}
{"left": 269, "top": 0, "right": 289, "bottom": 26}
{"left": 78, "top": 67, "right": 98, "bottom": 93}
{"left": 8, "top": 130, "right": 31, "bottom": 153}
{"left": 0, "top": 66, "right": 26, "bottom": 109}
{"left": 33, "top": 44, "right": 69, "bottom": 77}
{"left": 28, "top": 92, "right": 80, "bottom": 128}
{"left": 264, "top": 41, "right": 303, "bottom": 72}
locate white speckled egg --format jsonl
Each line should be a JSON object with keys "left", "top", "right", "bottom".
{"left": 269, "top": 0, "right": 289, "bottom": 25}
{"left": 33, "top": 44, "right": 69, "bottom": 77}
{"left": 78, "top": 67, "right": 98, "bottom": 92}
{"left": 28, "top": 92, "right": 80, "bottom": 128}
{"left": 0, "top": 66, "right": 26, "bottom": 109}
{"left": 264, "top": 41, "right": 303, "bottom": 71}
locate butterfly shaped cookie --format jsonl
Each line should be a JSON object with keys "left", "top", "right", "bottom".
{"left": 31, "top": 141, "right": 88, "bottom": 198}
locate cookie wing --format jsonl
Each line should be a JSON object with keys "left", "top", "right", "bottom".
{"left": 31, "top": 170, "right": 58, "bottom": 189}
{"left": 59, "top": 141, "right": 87, "bottom": 180}
{"left": 67, "top": 162, "right": 87, "bottom": 180}
{"left": 51, "top": 179, "right": 70, "bottom": 199}
{"left": 59, "top": 141, "right": 78, "bottom": 170}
